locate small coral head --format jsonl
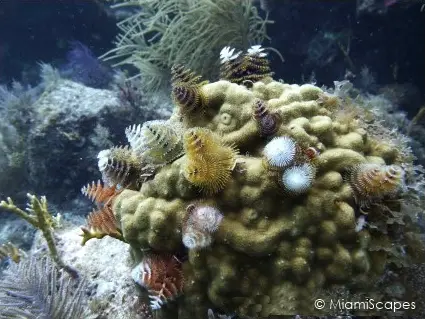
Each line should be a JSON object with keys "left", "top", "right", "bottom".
{"left": 263, "top": 136, "right": 297, "bottom": 169}
{"left": 281, "top": 163, "right": 316, "bottom": 195}
{"left": 349, "top": 163, "right": 405, "bottom": 205}
{"left": 253, "top": 99, "right": 280, "bottom": 136}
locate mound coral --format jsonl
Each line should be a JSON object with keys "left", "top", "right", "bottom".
{"left": 87, "top": 46, "right": 425, "bottom": 317}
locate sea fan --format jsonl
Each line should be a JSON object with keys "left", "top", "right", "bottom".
{"left": 132, "top": 254, "right": 184, "bottom": 310}
{"left": 62, "top": 41, "right": 112, "bottom": 89}
{"left": 349, "top": 163, "right": 405, "bottom": 205}
{"left": 183, "top": 128, "right": 238, "bottom": 194}
{"left": 0, "top": 256, "right": 87, "bottom": 319}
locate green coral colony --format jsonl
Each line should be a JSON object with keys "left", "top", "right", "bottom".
{"left": 92, "top": 45, "right": 424, "bottom": 317}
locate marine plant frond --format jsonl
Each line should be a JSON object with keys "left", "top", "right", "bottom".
{"left": 0, "top": 256, "right": 87, "bottom": 318}
{"left": 0, "top": 242, "right": 24, "bottom": 264}
{"left": 80, "top": 206, "right": 125, "bottom": 245}
{"left": 81, "top": 180, "right": 122, "bottom": 206}
{"left": 220, "top": 44, "right": 274, "bottom": 85}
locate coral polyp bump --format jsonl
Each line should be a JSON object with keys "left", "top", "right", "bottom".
{"left": 263, "top": 136, "right": 297, "bottom": 169}
{"left": 349, "top": 163, "right": 405, "bottom": 204}
{"left": 281, "top": 163, "right": 316, "bottom": 195}
{"left": 183, "top": 127, "right": 238, "bottom": 194}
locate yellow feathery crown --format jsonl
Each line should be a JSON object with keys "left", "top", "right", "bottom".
{"left": 183, "top": 127, "right": 238, "bottom": 194}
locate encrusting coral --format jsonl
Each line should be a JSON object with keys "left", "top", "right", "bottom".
{"left": 85, "top": 45, "right": 425, "bottom": 317}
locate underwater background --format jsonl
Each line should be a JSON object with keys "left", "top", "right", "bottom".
{"left": 0, "top": 0, "right": 425, "bottom": 318}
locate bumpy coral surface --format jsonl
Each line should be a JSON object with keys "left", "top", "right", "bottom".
{"left": 106, "top": 58, "right": 424, "bottom": 317}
